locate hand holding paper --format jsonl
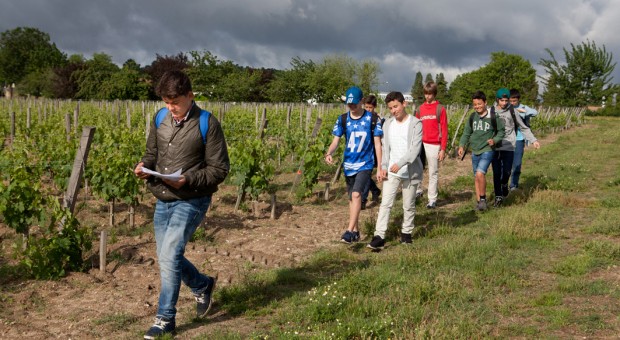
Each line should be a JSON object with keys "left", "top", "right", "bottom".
{"left": 140, "top": 167, "right": 183, "bottom": 181}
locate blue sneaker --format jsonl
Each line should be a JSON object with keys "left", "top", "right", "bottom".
{"left": 193, "top": 276, "right": 216, "bottom": 318}
{"left": 144, "top": 317, "right": 175, "bottom": 339}
{"left": 341, "top": 230, "right": 360, "bottom": 244}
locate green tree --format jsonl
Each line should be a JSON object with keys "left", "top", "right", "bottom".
{"left": 218, "top": 67, "right": 263, "bottom": 102}
{"left": 0, "top": 27, "right": 66, "bottom": 87}
{"left": 448, "top": 52, "right": 538, "bottom": 104}
{"left": 50, "top": 54, "right": 85, "bottom": 99}
{"left": 266, "top": 57, "right": 315, "bottom": 102}
{"left": 99, "top": 59, "right": 150, "bottom": 100}
{"left": 73, "top": 53, "right": 119, "bottom": 99}
{"left": 540, "top": 40, "right": 617, "bottom": 106}
{"left": 424, "top": 73, "right": 434, "bottom": 85}
{"left": 435, "top": 73, "right": 449, "bottom": 103}
{"left": 411, "top": 72, "right": 424, "bottom": 104}
{"left": 307, "top": 54, "right": 356, "bottom": 103}
{"left": 145, "top": 53, "right": 189, "bottom": 98}
{"left": 357, "top": 60, "right": 380, "bottom": 96}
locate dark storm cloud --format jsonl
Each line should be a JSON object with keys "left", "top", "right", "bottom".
{"left": 1, "top": 0, "right": 619, "bottom": 93}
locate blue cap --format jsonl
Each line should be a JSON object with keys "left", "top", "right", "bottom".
{"left": 345, "top": 86, "right": 363, "bottom": 104}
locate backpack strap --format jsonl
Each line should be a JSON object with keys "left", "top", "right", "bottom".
{"left": 509, "top": 107, "right": 518, "bottom": 135}
{"left": 155, "top": 108, "right": 168, "bottom": 128}
{"left": 198, "top": 109, "right": 210, "bottom": 144}
{"left": 339, "top": 112, "right": 348, "bottom": 141}
{"left": 490, "top": 106, "right": 498, "bottom": 133}
{"left": 154, "top": 108, "right": 210, "bottom": 144}
{"left": 436, "top": 104, "right": 443, "bottom": 140}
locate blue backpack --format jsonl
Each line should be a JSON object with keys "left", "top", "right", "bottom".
{"left": 155, "top": 108, "right": 210, "bottom": 144}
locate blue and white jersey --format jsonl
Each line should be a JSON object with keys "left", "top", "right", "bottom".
{"left": 332, "top": 110, "right": 383, "bottom": 176}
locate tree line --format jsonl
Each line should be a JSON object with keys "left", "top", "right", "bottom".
{"left": 0, "top": 27, "right": 617, "bottom": 107}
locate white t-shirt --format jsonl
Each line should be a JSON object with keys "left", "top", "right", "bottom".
{"left": 388, "top": 116, "right": 410, "bottom": 178}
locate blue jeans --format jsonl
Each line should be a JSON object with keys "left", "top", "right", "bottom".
{"left": 471, "top": 151, "right": 494, "bottom": 175}
{"left": 492, "top": 150, "right": 514, "bottom": 197}
{"left": 154, "top": 196, "right": 211, "bottom": 319}
{"left": 511, "top": 140, "right": 525, "bottom": 189}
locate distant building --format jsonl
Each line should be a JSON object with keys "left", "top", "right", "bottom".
{"left": 377, "top": 92, "right": 413, "bottom": 103}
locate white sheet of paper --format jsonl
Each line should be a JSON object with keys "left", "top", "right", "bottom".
{"left": 141, "top": 167, "right": 183, "bottom": 181}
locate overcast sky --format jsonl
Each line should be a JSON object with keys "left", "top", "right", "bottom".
{"left": 2, "top": 0, "right": 619, "bottom": 94}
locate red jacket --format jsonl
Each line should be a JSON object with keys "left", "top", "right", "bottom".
{"left": 416, "top": 101, "right": 448, "bottom": 150}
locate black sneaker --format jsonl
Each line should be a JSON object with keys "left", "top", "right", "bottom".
{"left": 144, "top": 317, "right": 175, "bottom": 339}
{"left": 361, "top": 201, "right": 367, "bottom": 210}
{"left": 426, "top": 201, "right": 436, "bottom": 209}
{"left": 194, "top": 276, "right": 216, "bottom": 318}
{"left": 493, "top": 196, "right": 503, "bottom": 208}
{"left": 400, "top": 233, "right": 413, "bottom": 244}
{"left": 415, "top": 191, "right": 423, "bottom": 199}
{"left": 341, "top": 230, "right": 360, "bottom": 244}
{"left": 367, "top": 235, "right": 385, "bottom": 250}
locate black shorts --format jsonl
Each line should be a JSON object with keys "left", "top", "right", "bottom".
{"left": 345, "top": 170, "right": 372, "bottom": 199}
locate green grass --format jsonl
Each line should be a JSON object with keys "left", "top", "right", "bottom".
{"left": 194, "top": 117, "right": 620, "bottom": 338}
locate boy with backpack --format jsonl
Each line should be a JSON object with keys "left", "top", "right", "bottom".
{"left": 491, "top": 88, "right": 540, "bottom": 207}
{"left": 414, "top": 81, "right": 448, "bottom": 209}
{"left": 509, "top": 88, "right": 539, "bottom": 191}
{"left": 360, "top": 95, "right": 383, "bottom": 209}
{"left": 325, "top": 86, "right": 383, "bottom": 244}
{"left": 458, "top": 91, "right": 505, "bottom": 211}
{"left": 134, "top": 70, "right": 230, "bottom": 339}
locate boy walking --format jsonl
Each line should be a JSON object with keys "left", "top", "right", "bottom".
{"left": 415, "top": 81, "right": 448, "bottom": 209}
{"left": 325, "top": 86, "right": 383, "bottom": 243}
{"left": 367, "top": 91, "right": 423, "bottom": 250}
{"left": 491, "top": 88, "right": 540, "bottom": 207}
{"left": 361, "top": 95, "right": 383, "bottom": 209}
{"left": 134, "top": 70, "right": 230, "bottom": 339}
{"left": 458, "top": 91, "right": 505, "bottom": 211}
{"left": 509, "top": 88, "right": 539, "bottom": 191}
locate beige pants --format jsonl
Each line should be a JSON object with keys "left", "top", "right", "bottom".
{"left": 373, "top": 174, "right": 418, "bottom": 239}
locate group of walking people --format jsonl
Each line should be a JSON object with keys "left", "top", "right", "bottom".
{"left": 131, "top": 69, "right": 540, "bottom": 338}
{"left": 326, "top": 84, "right": 540, "bottom": 250}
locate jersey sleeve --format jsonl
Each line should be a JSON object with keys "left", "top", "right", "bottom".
{"left": 374, "top": 118, "right": 384, "bottom": 137}
{"left": 332, "top": 116, "right": 344, "bottom": 137}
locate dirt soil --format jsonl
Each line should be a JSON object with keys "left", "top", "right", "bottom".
{"left": 0, "top": 133, "right": 563, "bottom": 339}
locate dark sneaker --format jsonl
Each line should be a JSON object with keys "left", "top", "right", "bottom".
{"left": 341, "top": 230, "right": 360, "bottom": 244}
{"left": 367, "top": 235, "right": 385, "bottom": 250}
{"left": 194, "top": 276, "right": 216, "bottom": 318}
{"left": 415, "top": 191, "right": 423, "bottom": 199}
{"left": 426, "top": 201, "right": 436, "bottom": 209}
{"left": 493, "top": 196, "right": 503, "bottom": 208}
{"left": 361, "top": 201, "right": 367, "bottom": 210}
{"left": 476, "top": 199, "right": 488, "bottom": 211}
{"left": 144, "top": 317, "right": 175, "bottom": 339}
{"left": 509, "top": 186, "right": 518, "bottom": 192}
{"left": 400, "top": 233, "right": 413, "bottom": 244}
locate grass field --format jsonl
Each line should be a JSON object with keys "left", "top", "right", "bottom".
{"left": 205, "top": 117, "right": 620, "bottom": 339}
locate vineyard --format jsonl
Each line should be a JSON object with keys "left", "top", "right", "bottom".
{"left": 0, "top": 98, "right": 587, "bottom": 277}
{"left": 0, "top": 97, "right": 589, "bottom": 337}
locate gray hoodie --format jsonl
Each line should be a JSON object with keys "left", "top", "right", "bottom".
{"left": 495, "top": 105, "right": 537, "bottom": 152}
